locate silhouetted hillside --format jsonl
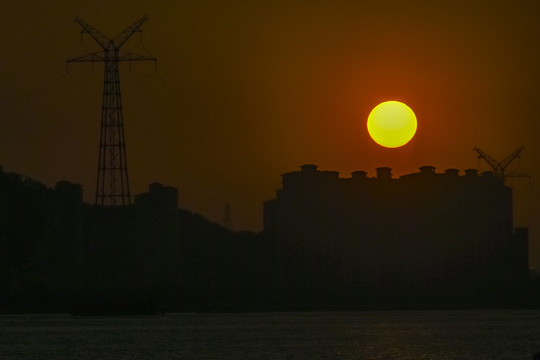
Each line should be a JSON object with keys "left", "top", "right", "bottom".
{"left": 0, "top": 167, "right": 84, "bottom": 312}
{"left": 0, "top": 167, "right": 269, "bottom": 313}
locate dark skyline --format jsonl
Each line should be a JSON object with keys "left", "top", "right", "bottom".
{"left": 1, "top": 1, "right": 539, "bottom": 267}
{"left": 1, "top": 164, "right": 536, "bottom": 313}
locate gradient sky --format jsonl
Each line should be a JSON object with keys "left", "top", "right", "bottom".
{"left": 1, "top": 0, "right": 539, "bottom": 267}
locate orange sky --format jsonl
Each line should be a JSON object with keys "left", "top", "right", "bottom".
{"left": 1, "top": 0, "right": 539, "bottom": 267}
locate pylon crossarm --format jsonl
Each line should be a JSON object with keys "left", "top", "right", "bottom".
{"left": 500, "top": 146, "right": 525, "bottom": 171}
{"left": 505, "top": 171, "right": 530, "bottom": 179}
{"left": 112, "top": 15, "right": 149, "bottom": 49}
{"left": 473, "top": 146, "right": 527, "bottom": 180}
{"left": 67, "top": 52, "right": 105, "bottom": 63}
{"left": 74, "top": 17, "right": 111, "bottom": 49}
{"left": 117, "top": 52, "right": 156, "bottom": 62}
{"left": 473, "top": 147, "right": 500, "bottom": 172}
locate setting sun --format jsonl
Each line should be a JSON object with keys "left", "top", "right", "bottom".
{"left": 367, "top": 101, "right": 417, "bottom": 148}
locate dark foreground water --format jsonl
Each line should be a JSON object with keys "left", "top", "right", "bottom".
{"left": 1, "top": 310, "right": 540, "bottom": 359}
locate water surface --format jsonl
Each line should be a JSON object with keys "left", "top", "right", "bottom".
{"left": 1, "top": 310, "right": 539, "bottom": 359}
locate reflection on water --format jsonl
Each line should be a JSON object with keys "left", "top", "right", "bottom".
{"left": 1, "top": 310, "right": 539, "bottom": 360}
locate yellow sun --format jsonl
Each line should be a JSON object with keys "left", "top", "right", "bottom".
{"left": 367, "top": 101, "right": 417, "bottom": 148}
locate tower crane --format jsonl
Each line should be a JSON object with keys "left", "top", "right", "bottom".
{"left": 473, "top": 146, "right": 527, "bottom": 181}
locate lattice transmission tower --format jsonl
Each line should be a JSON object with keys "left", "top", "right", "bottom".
{"left": 67, "top": 16, "right": 156, "bottom": 206}
{"left": 473, "top": 146, "right": 528, "bottom": 181}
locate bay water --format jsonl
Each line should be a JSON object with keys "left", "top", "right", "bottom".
{"left": 1, "top": 310, "right": 539, "bottom": 359}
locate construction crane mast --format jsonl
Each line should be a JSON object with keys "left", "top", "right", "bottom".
{"left": 473, "top": 146, "right": 526, "bottom": 180}
{"left": 67, "top": 16, "right": 156, "bottom": 206}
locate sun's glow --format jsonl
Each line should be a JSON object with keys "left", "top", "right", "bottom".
{"left": 367, "top": 101, "right": 417, "bottom": 148}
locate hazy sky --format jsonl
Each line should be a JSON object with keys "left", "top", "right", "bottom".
{"left": 2, "top": 0, "right": 540, "bottom": 266}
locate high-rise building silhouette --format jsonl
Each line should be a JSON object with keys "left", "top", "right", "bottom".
{"left": 264, "top": 164, "right": 529, "bottom": 307}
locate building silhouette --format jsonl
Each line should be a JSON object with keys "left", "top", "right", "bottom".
{"left": 134, "top": 183, "right": 181, "bottom": 308}
{"left": 264, "top": 164, "right": 529, "bottom": 308}
{"left": 135, "top": 182, "right": 179, "bottom": 237}
{"left": 0, "top": 164, "right": 535, "bottom": 312}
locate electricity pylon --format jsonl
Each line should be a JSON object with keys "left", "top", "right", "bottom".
{"left": 473, "top": 146, "right": 528, "bottom": 181}
{"left": 67, "top": 16, "right": 156, "bottom": 206}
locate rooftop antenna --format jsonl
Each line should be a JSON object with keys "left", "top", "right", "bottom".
{"left": 67, "top": 16, "right": 156, "bottom": 206}
{"left": 473, "top": 146, "right": 529, "bottom": 181}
